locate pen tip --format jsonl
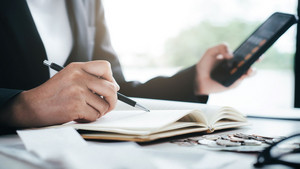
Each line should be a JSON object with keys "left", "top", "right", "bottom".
{"left": 135, "top": 103, "right": 150, "bottom": 112}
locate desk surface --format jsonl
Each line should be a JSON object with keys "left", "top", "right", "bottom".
{"left": 0, "top": 117, "right": 299, "bottom": 169}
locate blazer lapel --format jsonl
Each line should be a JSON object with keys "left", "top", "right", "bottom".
{"left": 1, "top": 0, "right": 49, "bottom": 86}
{"left": 65, "top": 0, "right": 90, "bottom": 65}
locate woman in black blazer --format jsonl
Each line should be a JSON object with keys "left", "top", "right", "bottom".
{"left": 0, "top": 0, "right": 250, "bottom": 128}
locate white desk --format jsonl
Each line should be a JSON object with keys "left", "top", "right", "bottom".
{"left": 0, "top": 118, "right": 299, "bottom": 169}
{"left": 1, "top": 98, "right": 299, "bottom": 169}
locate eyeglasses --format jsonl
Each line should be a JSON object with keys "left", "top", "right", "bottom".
{"left": 254, "top": 133, "right": 300, "bottom": 168}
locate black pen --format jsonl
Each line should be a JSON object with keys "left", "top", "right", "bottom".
{"left": 43, "top": 60, "right": 150, "bottom": 112}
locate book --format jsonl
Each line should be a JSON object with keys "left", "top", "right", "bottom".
{"left": 60, "top": 98, "right": 248, "bottom": 142}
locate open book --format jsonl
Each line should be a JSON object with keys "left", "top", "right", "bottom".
{"left": 61, "top": 98, "right": 248, "bottom": 142}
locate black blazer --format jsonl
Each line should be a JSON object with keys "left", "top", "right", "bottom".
{"left": 0, "top": 0, "right": 208, "bottom": 108}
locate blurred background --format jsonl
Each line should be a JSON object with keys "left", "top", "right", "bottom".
{"left": 102, "top": 0, "right": 297, "bottom": 109}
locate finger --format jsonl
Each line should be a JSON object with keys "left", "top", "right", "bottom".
{"left": 104, "top": 94, "right": 118, "bottom": 113}
{"left": 217, "top": 43, "right": 233, "bottom": 59}
{"left": 84, "top": 75, "right": 118, "bottom": 112}
{"left": 256, "top": 56, "right": 264, "bottom": 63}
{"left": 85, "top": 75, "right": 118, "bottom": 98}
{"left": 229, "top": 76, "right": 245, "bottom": 89}
{"left": 82, "top": 60, "right": 115, "bottom": 83}
{"left": 207, "top": 43, "right": 232, "bottom": 59}
{"left": 82, "top": 61, "right": 120, "bottom": 90}
{"left": 245, "top": 67, "right": 256, "bottom": 77}
{"left": 103, "top": 89, "right": 118, "bottom": 113}
{"left": 85, "top": 90, "right": 110, "bottom": 117}
{"left": 112, "top": 78, "right": 120, "bottom": 91}
{"left": 74, "top": 103, "right": 100, "bottom": 123}
{"left": 246, "top": 68, "right": 253, "bottom": 76}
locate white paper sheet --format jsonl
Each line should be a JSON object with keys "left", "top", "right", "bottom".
{"left": 14, "top": 116, "right": 253, "bottom": 169}
{"left": 17, "top": 127, "right": 87, "bottom": 159}
{"left": 16, "top": 127, "right": 156, "bottom": 169}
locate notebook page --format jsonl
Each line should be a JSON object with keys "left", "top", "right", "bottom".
{"left": 65, "top": 110, "right": 193, "bottom": 131}
{"left": 204, "top": 106, "right": 246, "bottom": 129}
{"left": 114, "top": 98, "right": 232, "bottom": 129}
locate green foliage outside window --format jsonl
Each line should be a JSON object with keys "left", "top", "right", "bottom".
{"left": 163, "top": 20, "right": 294, "bottom": 69}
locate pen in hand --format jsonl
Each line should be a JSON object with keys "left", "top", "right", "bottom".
{"left": 43, "top": 60, "right": 150, "bottom": 112}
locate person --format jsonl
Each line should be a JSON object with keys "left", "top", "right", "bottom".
{"left": 0, "top": 0, "right": 251, "bottom": 129}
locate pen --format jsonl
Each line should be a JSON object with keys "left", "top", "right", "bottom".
{"left": 43, "top": 60, "right": 150, "bottom": 112}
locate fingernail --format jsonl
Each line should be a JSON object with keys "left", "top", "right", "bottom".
{"left": 116, "top": 83, "right": 120, "bottom": 90}
{"left": 250, "top": 68, "right": 257, "bottom": 77}
{"left": 113, "top": 79, "right": 120, "bottom": 90}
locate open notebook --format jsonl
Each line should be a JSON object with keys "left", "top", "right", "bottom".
{"left": 59, "top": 98, "right": 248, "bottom": 142}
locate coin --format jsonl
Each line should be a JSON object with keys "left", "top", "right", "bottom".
{"left": 228, "top": 136, "right": 245, "bottom": 142}
{"left": 216, "top": 139, "right": 241, "bottom": 147}
{"left": 202, "top": 135, "right": 220, "bottom": 141}
{"left": 170, "top": 132, "right": 284, "bottom": 153}
{"left": 198, "top": 139, "right": 217, "bottom": 146}
{"left": 220, "top": 135, "right": 230, "bottom": 140}
{"left": 243, "top": 140, "right": 262, "bottom": 146}
{"left": 234, "top": 133, "right": 251, "bottom": 139}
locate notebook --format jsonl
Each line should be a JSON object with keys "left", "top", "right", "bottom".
{"left": 57, "top": 98, "right": 248, "bottom": 142}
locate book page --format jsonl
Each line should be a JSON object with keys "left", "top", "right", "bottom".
{"left": 65, "top": 110, "right": 194, "bottom": 134}
{"left": 115, "top": 98, "right": 246, "bottom": 129}
{"left": 62, "top": 98, "right": 247, "bottom": 136}
{"left": 204, "top": 106, "right": 247, "bottom": 130}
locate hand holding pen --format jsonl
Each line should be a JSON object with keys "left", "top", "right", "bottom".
{"left": 2, "top": 60, "right": 125, "bottom": 128}
{"left": 43, "top": 60, "right": 150, "bottom": 112}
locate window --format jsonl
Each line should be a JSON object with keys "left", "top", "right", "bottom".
{"left": 103, "top": 0, "right": 297, "bottom": 109}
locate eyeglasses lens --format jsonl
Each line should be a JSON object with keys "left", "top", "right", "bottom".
{"left": 270, "top": 135, "right": 300, "bottom": 164}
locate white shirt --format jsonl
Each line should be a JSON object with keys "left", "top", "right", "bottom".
{"left": 26, "top": 0, "right": 73, "bottom": 77}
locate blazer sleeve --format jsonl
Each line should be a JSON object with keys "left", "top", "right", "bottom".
{"left": 0, "top": 88, "right": 23, "bottom": 108}
{"left": 91, "top": 0, "right": 208, "bottom": 103}
{"left": 0, "top": 89, "right": 22, "bottom": 134}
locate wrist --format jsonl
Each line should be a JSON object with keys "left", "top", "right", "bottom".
{"left": 194, "top": 64, "right": 210, "bottom": 95}
{"left": 195, "top": 77, "right": 210, "bottom": 95}
{"left": 0, "top": 91, "right": 34, "bottom": 128}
